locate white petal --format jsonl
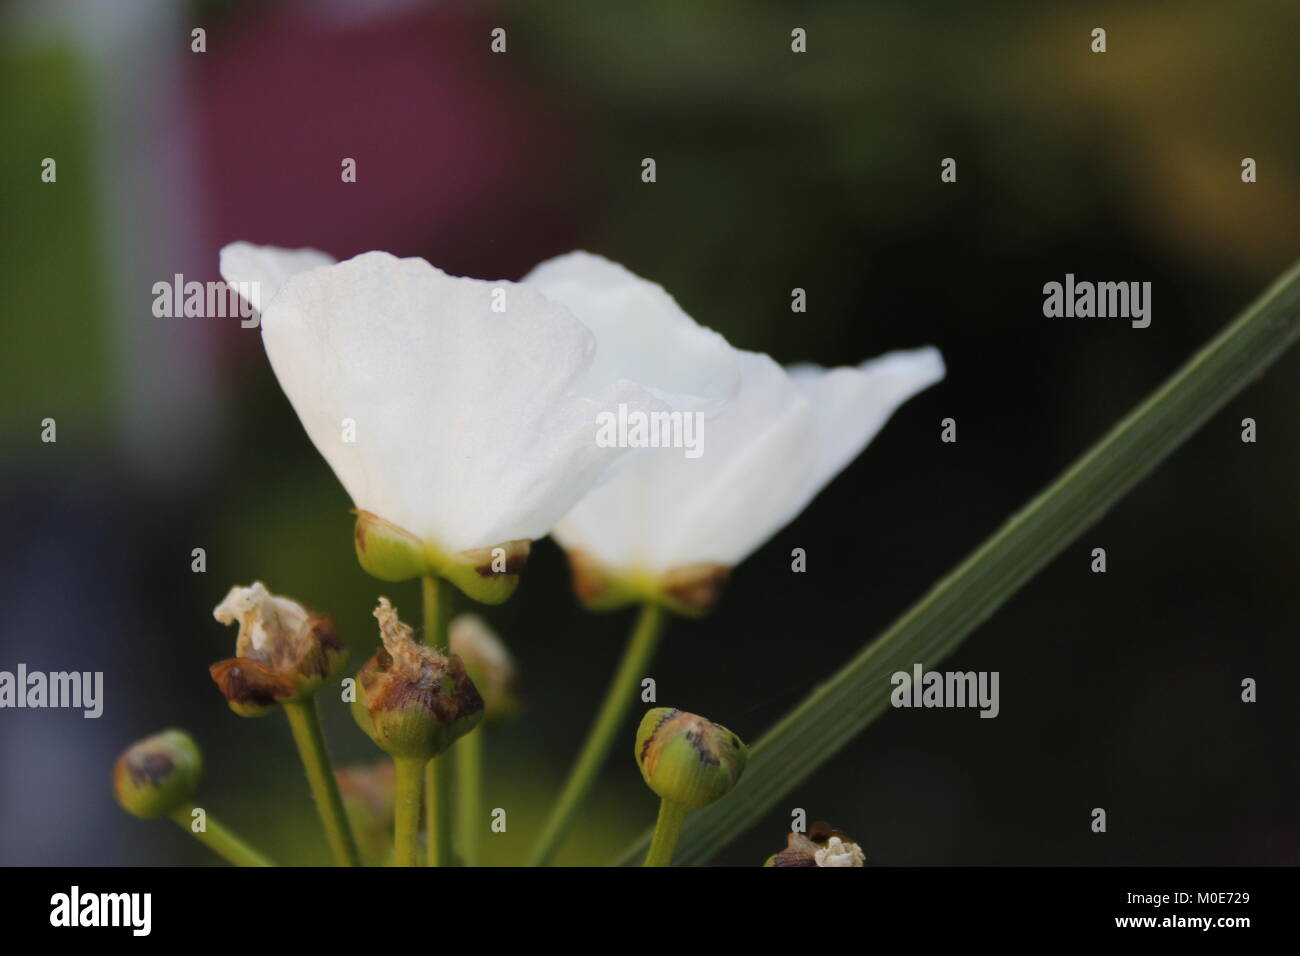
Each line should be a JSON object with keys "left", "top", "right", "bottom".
{"left": 554, "top": 347, "right": 943, "bottom": 575}
{"left": 213, "top": 581, "right": 310, "bottom": 657}
{"left": 260, "top": 251, "right": 659, "bottom": 552}
{"left": 554, "top": 350, "right": 818, "bottom": 572}
{"left": 219, "top": 241, "right": 335, "bottom": 313}
{"left": 524, "top": 252, "right": 740, "bottom": 414}
{"left": 787, "top": 346, "right": 945, "bottom": 500}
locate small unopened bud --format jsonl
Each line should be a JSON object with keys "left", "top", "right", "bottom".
{"left": 351, "top": 598, "right": 484, "bottom": 760}
{"left": 113, "top": 729, "right": 202, "bottom": 819}
{"left": 634, "top": 707, "right": 747, "bottom": 808}
{"left": 449, "top": 613, "right": 520, "bottom": 722}
{"left": 210, "top": 582, "right": 347, "bottom": 715}
{"left": 764, "top": 821, "right": 865, "bottom": 867}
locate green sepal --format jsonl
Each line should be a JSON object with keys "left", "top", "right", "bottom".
{"left": 352, "top": 510, "right": 526, "bottom": 605}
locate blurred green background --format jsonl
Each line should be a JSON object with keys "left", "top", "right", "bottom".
{"left": 1, "top": 0, "right": 1297, "bottom": 865}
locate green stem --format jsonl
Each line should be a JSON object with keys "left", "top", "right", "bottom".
{"left": 392, "top": 756, "right": 424, "bottom": 867}
{"left": 530, "top": 603, "right": 666, "bottom": 865}
{"left": 615, "top": 255, "right": 1300, "bottom": 866}
{"left": 455, "top": 727, "right": 484, "bottom": 866}
{"left": 643, "top": 799, "right": 689, "bottom": 867}
{"left": 425, "top": 754, "right": 454, "bottom": 866}
{"left": 282, "top": 697, "right": 360, "bottom": 867}
{"left": 170, "top": 804, "right": 274, "bottom": 867}
{"left": 421, "top": 574, "right": 455, "bottom": 865}
{"left": 422, "top": 574, "right": 453, "bottom": 652}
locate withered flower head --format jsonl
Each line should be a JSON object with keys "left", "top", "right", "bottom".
{"left": 634, "top": 707, "right": 748, "bottom": 809}
{"left": 209, "top": 582, "right": 348, "bottom": 716}
{"left": 764, "top": 821, "right": 865, "bottom": 867}
{"left": 350, "top": 597, "right": 484, "bottom": 760}
{"left": 113, "top": 728, "right": 202, "bottom": 820}
{"left": 449, "top": 613, "right": 521, "bottom": 722}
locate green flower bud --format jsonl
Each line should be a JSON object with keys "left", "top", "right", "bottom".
{"left": 634, "top": 707, "right": 748, "bottom": 808}
{"left": 353, "top": 510, "right": 528, "bottom": 605}
{"left": 566, "top": 549, "right": 728, "bottom": 617}
{"left": 764, "top": 821, "right": 865, "bottom": 867}
{"left": 449, "top": 613, "right": 521, "bottom": 723}
{"left": 351, "top": 597, "right": 485, "bottom": 760}
{"left": 210, "top": 582, "right": 348, "bottom": 715}
{"left": 113, "top": 729, "right": 202, "bottom": 819}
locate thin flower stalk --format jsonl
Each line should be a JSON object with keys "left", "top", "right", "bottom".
{"left": 530, "top": 604, "right": 665, "bottom": 865}
{"left": 168, "top": 805, "right": 275, "bottom": 867}
{"left": 422, "top": 574, "right": 455, "bottom": 866}
{"left": 282, "top": 697, "right": 360, "bottom": 866}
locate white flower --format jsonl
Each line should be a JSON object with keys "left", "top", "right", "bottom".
{"left": 551, "top": 343, "right": 944, "bottom": 612}
{"left": 219, "top": 243, "right": 737, "bottom": 601}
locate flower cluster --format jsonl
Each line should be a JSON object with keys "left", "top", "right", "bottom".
{"left": 220, "top": 243, "right": 944, "bottom": 612}
{"left": 109, "top": 244, "right": 943, "bottom": 869}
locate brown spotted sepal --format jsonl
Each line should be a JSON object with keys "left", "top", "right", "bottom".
{"left": 566, "top": 550, "right": 728, "bottom": 617}
{"left": 764, "top": 821, "right": 865, "bottom": 867}
{"left": 634, "top": 707, "right": 748, "bottom": 808}
{"left": 353, "top": 509, "right": 528, "bottom": 605}
{"left": 210, "top": 582, "right": 348, "bottom": 715}
{"left": 113, "top": 729, "right": 202, "bottom": 819}
{"left": 350, "top": 598, "right": 485, "bottom": 760}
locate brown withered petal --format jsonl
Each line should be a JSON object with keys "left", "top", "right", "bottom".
{"left": 292, "top": 616, "right": 345, "bottom": 680}
{"left": 213, "top": 582, "right": 341, "bottom": 678}
{"left": 369, "top": 598, "right": 484, "bottom": 723}
{"left": 770, "top": 832, "right": 823, "bottom": 867}
{"left": 352, "top": 598, "right": 486, "bottom": 759}
{"left": 210, "top": 658, "right": 296, "bottom": 712}
{"left": 358, "top": 646, "right": 483, "bottom": 727}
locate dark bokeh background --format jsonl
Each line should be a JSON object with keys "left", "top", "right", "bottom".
{"left": 1, "top": 0, "right": 1296, "bottom": 865}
